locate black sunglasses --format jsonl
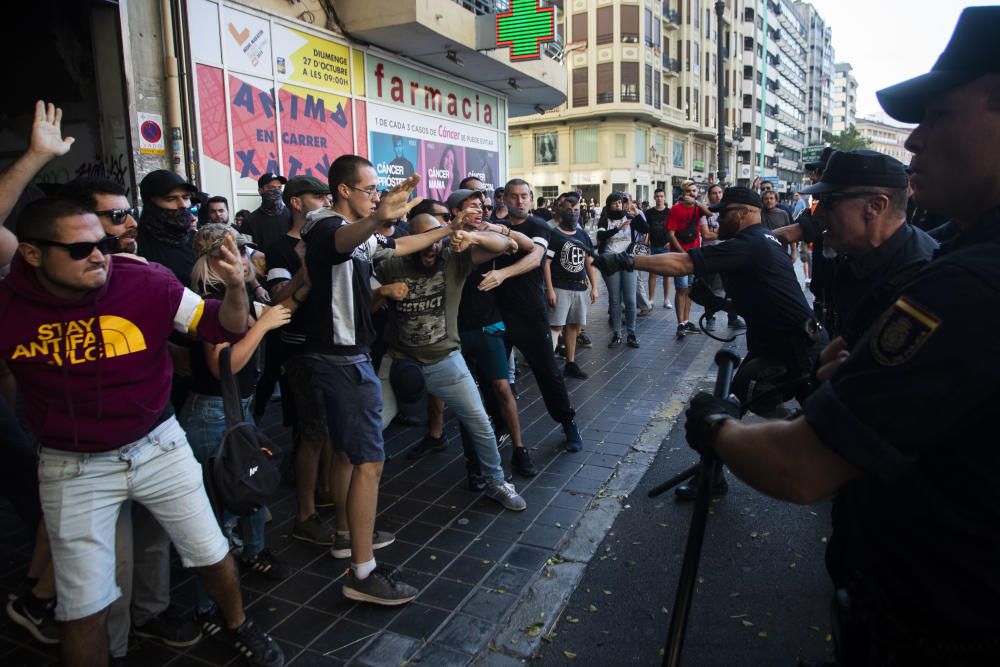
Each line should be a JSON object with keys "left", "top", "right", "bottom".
{"left": 26, "top": 236, "right": 119, "bottom": 260}
{"left": 93, "top": 208, "right": 138, "bottom": 225}
{"left": 814, "top": 191, "right": 884, "bottom": 207}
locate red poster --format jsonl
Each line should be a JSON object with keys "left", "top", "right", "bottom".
{"left": 196, "top": 64, "right": 230, "bottom": 166}
{"left": 277, "top": 83, "right": 354, "bottom": 178}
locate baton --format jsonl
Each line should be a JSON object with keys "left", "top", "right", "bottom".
{"left": 661, "top": 348, "right": 741, "bottom": 667}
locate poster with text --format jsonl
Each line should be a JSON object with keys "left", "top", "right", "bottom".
{"left": 272, "top": 25, "right": 352, "bottom": 94}
{"left": 370, "top": 133, "right": 420, "bottom": 191}
{"left": 422, "top": 141, "right": 465, "bottom": 203}
{"left": 277, "top": 83, "right": 353, "bottom": 178}
{"left": 463, "top": 148, "right": 500, "bottom": 193}
{"left": 227, "top": 72, "right": 281, "bottom": 191}
{"left": 221, "top": 5, "right": 272, "bottom": 76}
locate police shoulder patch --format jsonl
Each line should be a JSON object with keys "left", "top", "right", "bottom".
{"left": 870, "top": 296, "right": 941, "bottom": 366}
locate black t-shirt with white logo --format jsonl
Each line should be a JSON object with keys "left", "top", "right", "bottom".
{"left": 547, "top": 228, "right": 593, "bottom": 291}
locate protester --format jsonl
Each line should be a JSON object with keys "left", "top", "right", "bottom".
{"left": 241, "top": 173, "right": 290, "bottom": 252}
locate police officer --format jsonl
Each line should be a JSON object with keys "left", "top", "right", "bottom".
{"left": 595, "top": 187, "right": 825, "bottom": 498}
{"left": 795, "top": 150, "right": 938, "bottom": 344}
{"left": 684, "top": 7, "right": 1000, "bottom": 664}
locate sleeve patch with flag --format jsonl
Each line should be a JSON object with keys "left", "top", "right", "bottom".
{"left": 870, "top": 296, "right": 941, "bottom": 366}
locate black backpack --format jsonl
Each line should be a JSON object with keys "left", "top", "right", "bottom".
{"left": 206, "top": 347, "right": 283, "bottom": 516}
{"left": 674, "top": 207, "right": 701, "bottom": 245}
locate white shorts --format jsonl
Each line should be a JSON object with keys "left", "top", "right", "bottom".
{"left": 547, "top": 287, "right": 589, "bottom": 326}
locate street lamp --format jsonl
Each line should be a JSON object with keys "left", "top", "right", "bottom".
{"left": 715, "top": 0, "right": 726, "bottom": 186}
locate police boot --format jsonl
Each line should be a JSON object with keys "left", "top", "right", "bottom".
{"left": 675, "top": 466, "right": 729, "bottom": 501}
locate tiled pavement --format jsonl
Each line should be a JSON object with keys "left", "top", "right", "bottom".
{"left": 0, "top": 293, "right": 733, "bottom": 666}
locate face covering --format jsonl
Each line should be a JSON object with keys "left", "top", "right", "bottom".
{"left": 607, "top": 208, "right": 626, "bottom": 221}
{"left": 260, "top": 189, "right": 285, "bottom": 214}
{"left": 558, "top": 212, "right": 579, "bottom": 230}
{"left": 140, "top": 204, "right": 193, "bottom": 247}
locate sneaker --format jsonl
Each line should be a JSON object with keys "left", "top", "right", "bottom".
{"left": 133, "top": 610, "right": 202, "bottom": 648}
{"left": 564, "top": 361, "right": 589, "bottom": 379}
{"left": 511, "top": 447, "right": 538, "bottom": 477}
{"left": 406, "top": 433, "right": 448, "bottom": 460}
{"left": 563, "top": 420, "right": 583, "bottom": 452}
{"left": 577, "top": 332, "right": 593, "bottom": 348}
{"left": 684, "top": 321, "right": 700, "bottom": 334}
{"left": 676, "top": 324, "right": 687, "bottom": 339}
{"left": 664, "top": 300, "right": 674, "bottom": 309}
{"left": 485, "top": 482, "right": 527, "bottom": 511}
{"left": 6, "top": 594, "right": 59, "bottom": 645}
{"left": 315, "top": 490, "right": 336, "bottom": 508}
{"left": 626, "top": 334, "right": 640, "bottom": 348}
{"left": 509, "top": 382, "right": 519, "bottom": 400}
{"left": 468, "top": 473, "right": 487, "bottom": 492}
{"left": 292, "top": 513, "right": 334, "bottom": 545}
{"left": 230, "top": 618, "right": 284, "bottom": 667}
{"left": 241, "top": 549, "right": 291, "bottom": 581}
{"left": 196, "top": 605, "right": 226, "bottom": 639}
{"left": 705, "top": 316, "right": 717, "bottom": 331}
{"left": 637, "top": 307, "right": 652, "bottom": 318}
{"left": 343, "top": 566, "right": 418, "bottom": 606}
{"left": 728, "top": 316, "right": 747, "bottom": 329}
{"left": 330, "top": 530, "right": 396, "bottom": 560}
{"left": 607, "top": 334, "right": 622, "bottom": 349}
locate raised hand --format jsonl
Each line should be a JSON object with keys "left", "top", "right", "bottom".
{"left": 375, "top": 174, "right": 423, "bottom": 223}
{"left": 258, "top": 304, "right": 292, "bottom": 331}
{"left": 31, "top": 101, "right": 75, "bottom": 159}
{"left": 380, "top": 282, "right": 409, "bottom": 301}
{"left": 212, "top": 233, "right": 246, "bottom": 290}
{"left": 450, "top": 229, "right": 472, "bottom": 253}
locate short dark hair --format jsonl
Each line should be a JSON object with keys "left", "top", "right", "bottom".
{"left": 328, "top": 155, "right": 373, "bottom": 201}
{"left": 408, "top": 199, "right": 448, "bottom": 220}
{"left": 18, "top": 197, "right": 93, "bottom": 242}
{"left": 458, "top": 177, "right": 483, "bottom": 189}
{"left": 558, "top": 192, "right": 580, "bottom": 205}
{"left": 654, "top": 188, "right": 666, "bottom": 196}
{"left": 60, "top": 177, "right": 128, "bottom": 212}
{"left": 537, "top": 196, "right": 547, "bottom": 206}
{"left": 708, "top": 183, "right": 724, "bottom": 195}
{"left": 504, "top": 178, "right": 531, "bottom": 193}
{"left": 207, "top": 196, "right": 229, "bottom": 209}
{"left": 235, "top": 209, "right": 251, "bottom": 219}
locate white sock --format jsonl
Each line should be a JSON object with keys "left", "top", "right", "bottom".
{"left": 337, "top": 530, "right": 350, "bottom": 538}
{"left": 351, "top": 558, "right": 376, "bottom": 580}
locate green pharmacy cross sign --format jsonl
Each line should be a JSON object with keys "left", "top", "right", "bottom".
{"left": 496, "top": 0, "right": 555, "bottom": 62}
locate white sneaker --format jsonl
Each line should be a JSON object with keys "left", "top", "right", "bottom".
{"left": 485, "top": 482, "right": 527, "bottom": 511}
{"left": 663, "top": 300, "right": 673, "bottom": 309}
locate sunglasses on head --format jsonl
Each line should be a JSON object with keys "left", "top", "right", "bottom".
{"left": 26, "top": 236, "right": 119, "bottom": 260}
{"left": 93, "top": 208, "right": 138, "bottom": 225}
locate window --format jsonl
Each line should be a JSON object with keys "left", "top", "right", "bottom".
{"left": 621, "top": 62, "right": 639, "bottom": 103}
{"left": 597, "top": 6, "right": 613, "bottom": 44}
{"left": 509, "top": 135, "right": 523, "bottom": 169}
{"left": 572, "top": 13, "right": 587, "bottom": 44}
{"left": 635, "top": 128, "right": 648, "bottom": 164}
{"left": 620, "top": 5, "right": 639, "bottom": 43}
{"left": 572, "top": 67, "right": 589, "bottom": 107}
{"left": 535, "top": 132, "right": 558, "bottom": 165}
{"left": 538, "top": 186, "right": 559, "bottom": 200}
{"left": 574, "top": 128, "right": 598, "bottom": 163}
{"left": 615, "top": 134, "right": 626, "bottom": 158}
{"left": 612, "top": 182, "right": 630, "bottom": 196}
{"left": 645, "top": 64, "right": 653, "bottom": 106}
{"left": 597, "top": 63, "right": 614, "bottom": 104}
{"left": 644, "top": 8, "right": 654, "bottom": 46}
{"left": 692, "top": 41, "right": 700, "bottom": 75}
{"left": 663, "top": 82, "right": 670, "bottom": 107}
{"left": 655, "top": 132, "right": 666, "bottom": 160}
{"left": 654, "top": 70, "right": 661, "bottom": 109}
{"left": 672, "top": 138, "right": 686, "bottom": 168}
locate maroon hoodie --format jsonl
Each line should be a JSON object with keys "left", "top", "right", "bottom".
{"left": 0, "top": 254, "right": 243, "bottom": 452}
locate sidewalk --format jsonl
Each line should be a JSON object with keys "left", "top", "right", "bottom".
{"left": 0, "top": 292, "right": 732, "bottom": 666}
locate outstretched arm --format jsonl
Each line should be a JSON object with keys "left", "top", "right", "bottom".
{"left": 334, "top": 175, "right": 423, "bottom": 254}
{"left": 633, "top": 251, "right": 695, "bottom": 277}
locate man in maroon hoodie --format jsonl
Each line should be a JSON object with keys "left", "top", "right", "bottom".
{"left": 0, "top": 197, "right": 284, "bottom": 667}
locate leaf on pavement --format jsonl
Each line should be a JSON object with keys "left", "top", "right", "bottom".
{"left": 564, "top": 651, "right": 577, "bottom": 660}
{"left": 741, "top": 620, "right": 754, "bottom": 627}
{"left": 588, "top": 604, "right": 598, "bottom": 613}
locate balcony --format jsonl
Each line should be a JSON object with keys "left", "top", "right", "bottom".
{"left": 662, "top": 56, "right": 681, "bottom": 75}
{"left": 663, "top": 6, "right": 681, "bottom": 28}
{"left": 335, "top": 0, "right": 567, "bottom": 117}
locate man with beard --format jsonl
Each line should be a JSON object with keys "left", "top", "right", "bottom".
{"left": 61, "top": 177, "right": 139, "bottom": 256}
{"left": 206, "top": 196, "right": 230, "bottom": 225}
{"left": 374, "top": 210, "right": 529, "bottom": 511}
{"left": 241, "top": 173, "right": 291, "bottom": 253}
{"left": 136, "top": 170, "right": 198, "bottom": 286}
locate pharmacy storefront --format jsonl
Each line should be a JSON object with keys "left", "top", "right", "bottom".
{"left": 186, "top": 0, "right": 508, "bottom": 212}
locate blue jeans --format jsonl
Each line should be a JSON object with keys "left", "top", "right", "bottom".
{"left": 603, "top": 269, "right": 637, "bottom": 336}
{"left": 178, "top": 394, "right": 265, "bottom": 612}
{"left": 420, "top": 351, "right": 505, "bottom": 486}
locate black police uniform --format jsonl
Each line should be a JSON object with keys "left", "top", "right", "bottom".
{"left": 689, "top": 223, "right": 821, "bottom": 388}
{"left": 802, "top": 207, "right": 1000, "bottom": 662}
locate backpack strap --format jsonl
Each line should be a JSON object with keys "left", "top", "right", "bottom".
{"left": 219, "top": 346, "right": 245, "bottom": 429}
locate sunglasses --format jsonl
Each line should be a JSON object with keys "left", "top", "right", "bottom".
{"left": 94, "top": 208, "right": 138, "bottom": 225}
{"left": 26, "top": 236, "right": 119, "bottom": 260}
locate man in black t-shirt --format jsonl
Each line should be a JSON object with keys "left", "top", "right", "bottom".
{"left": 644, "top": 188, "right": 672, "bottom": 309}
{"left": 242, "top": 173, "right": 291, "bottom": 253}
{"left": 480, "top": 179, "right": 584, "bottom": 452}
{"left": 544, "top": 193, "right": 598, "bottom": 380}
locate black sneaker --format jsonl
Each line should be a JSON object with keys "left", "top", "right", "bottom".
{"left": 676, "top": 324, "right": 687, "bottom": 339}
{"left": 292, "top": 513, "right": 334, "bottom": 546}
{"left": 330, "top": 530, "right": 396, "bottom": 560}
{"left": 343, "top": 567, "right": 418, "bottom": 606}
{"left": 241, "top": 549, "right": 291, "bottom": 581}
{"left": 608, "top": 334, "right": 622, "bottom": 349}
{"left": 577, "top": 332, "right": 593, "bottom": 348}
{"left": 6, "top": 594, "right": 59, "bottom": 645}
{"left": 133, "top": 610, "right": 202, "bottom": 648}
{"left": 230, "top": 618, "right": 284, "bottom": 667}
{"left": 407, "top": 433, "right": 447, "bottom": 460}
{"left": 705, "top": 316, "right": 717, "bottom": 331}
{"left": 509, "top": 382, "right": 519, "bottom": 400}
{"left": 563, "top": 420, "right": 583, "bottom": 452}
{"left": 511, "top": 447, "right": 538, "bottom": 477}
{"left": 196, "top": 605, "right": 226, "bottom": 639}
{"left": 728, "top": 316, "right": 747, "bottom": 329}
{"left": 626, "top": 334, "right": 640, "bottom": 348}
{"left": 564, "top": 361, "right": 589, "bottom": 379}
{"left": 468, "top": 473, "right": 487, "bottom": 492}
{"left": 684, "top": 321, "right": 700, "bottom": 334}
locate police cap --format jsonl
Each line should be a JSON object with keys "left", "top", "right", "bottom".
{"left": 708, "top": 186, "right": 763, "bottom": 212}
{"left": 799, "top": 150, "right": 908, "bottom": 195}
{"left": 877, "top": 7, "right": 1000, "bottom": 123}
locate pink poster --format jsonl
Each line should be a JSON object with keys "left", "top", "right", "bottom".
{"left": 421, "top": 141, "right": 466, "bottom": 203}
{"left": 277, "top": 84, "right": 353, "bottom": 178}
{"left": 196, "top": 64, "right": 230, "bottom": 166}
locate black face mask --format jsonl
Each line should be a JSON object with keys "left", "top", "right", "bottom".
{"left": 607, "top": 208, "right": 626, "bottom": 221}
{"left": 260, "top": 189, "right": 285, "bottom": 214}
{"left": 558, "top": 213, "right": 578, "bottom": 231}
{"left": 140, "top": 204, "right": 192, "bottom": 247}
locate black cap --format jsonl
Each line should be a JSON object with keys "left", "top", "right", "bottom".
{"left": 804, "top": 146, "right": 834, "bottom": 174}
{"left": 708, "top": 186, "right": 763, "bottom": 212}
{"left": 877, "top": 7, "right": 1000, "bottom": 123}
{"left": 139, "top": 169, "right": 197, "bottom": 202}
{"left": 282, "top": 175, "right": 330, "bottom": 205}
{"left": 799, "top": 150, "right": 908, "bottom": 195}
{"left": 257, "top": 172, "right": 287, "bottom": 188}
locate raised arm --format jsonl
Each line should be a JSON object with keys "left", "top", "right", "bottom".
{"left": 212, "top": 234, "right": 251, "bottom": 334}
{"left": 334, "top": 174, "right": 422, "bottom": 254}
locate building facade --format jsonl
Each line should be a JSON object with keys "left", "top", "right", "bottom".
{"left": 832, "top": 62, "right": 858, "bottom": 133}
{"left": 794, "top": 1, "right": 833, "bottom": 147}
{"left": 508, "top": 0, "right": 744, "bottom": 205}
{"left": 856, "top": 116, "right": 914, "bottom": 164}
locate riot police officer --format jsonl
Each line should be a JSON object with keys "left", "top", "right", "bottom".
{"left": 685, "top": 7, "right": 1000, "bottom": 664}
